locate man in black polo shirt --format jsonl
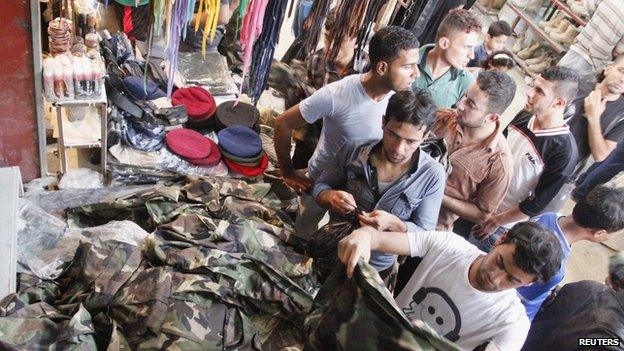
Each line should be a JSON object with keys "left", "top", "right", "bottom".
{"left": 566, "top": 54, "right": 624, "bottom": 173}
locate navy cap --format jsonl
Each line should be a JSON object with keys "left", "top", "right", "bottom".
{"left": 217, "top": 125, "right": 262, "bottom": 158}
{"left": 123, "top": 76, "right": 167, "bottom": 101}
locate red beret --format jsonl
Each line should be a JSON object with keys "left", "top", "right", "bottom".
{"left": 172, "top": 86, "right": 216, "bottom": 120}
{"left": 185, "top": 138, "right": 222, "bottom": 166}
{"left": 165, "top": 129, "right": 214, "bottom": 159}
{"left": 224, "top": 152, "right": 269, "bottom": 177}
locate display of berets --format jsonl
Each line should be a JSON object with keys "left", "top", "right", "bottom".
{"left": 172, "top": 86, "right": 217, "bottom": 121}
{"left": 185, "top": 139, "right": 222, "bottom": 166}
{"left": 214, "top": 100, "right": 260, "bottom": 132}
{"left": 224, "top": 152, "right": 269, "bottom": 177}
{"left": 123, "top": 76, "right": 167, "bottom": 101}
{"left": 218, "top": 147, "right": 264, "bottom": 165}
{"left": 217, "top": 125, "right": 263, "bottom": 158}
{"left": 165, "top": 129, "right": 214, "bottom": 159}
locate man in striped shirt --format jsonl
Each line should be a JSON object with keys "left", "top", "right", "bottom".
{"left": 558, "top": 0, "right": 624, "bottom": 91}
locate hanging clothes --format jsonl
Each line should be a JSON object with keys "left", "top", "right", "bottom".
{"left": 239, "top": 0, "right": 270, "bottom": 86}
{"left": 165, "top": 0, "right": 194, "bottom": 97}
{"left": 325, "top": 0, "right": 369, "bottom": 63}
{"left": 391, "top": 0, "right": 429, "bottom": 31}
{"left": 416, "top": 0, "right": 467, "bottom": 45}
{"left": 377, "top": 0, "right": 399, "bottom": 29}
{"left": 351, "top": 0, "right": 388, "bottom": 70}
{"left": 246, "top": 0, "right": 290, "bottom": 102}
{"left": 281, "top": 0, "right": 332, "bottom": 63}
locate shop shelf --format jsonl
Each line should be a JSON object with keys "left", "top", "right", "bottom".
{"left": 508, "top": 2, "right": 567, "bottom": 54}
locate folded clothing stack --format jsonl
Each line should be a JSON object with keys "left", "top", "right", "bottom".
{"left": 217, "top": 125, "right": 268, "bottom": 176}
{"left": 214, "top": 100, "right": 260, "bottom": 132}
{"left": 165, "top": 129, "right": 222, "bottom": 166}
{"left": 172, "top": 86, "right": 217, "bottom": 128}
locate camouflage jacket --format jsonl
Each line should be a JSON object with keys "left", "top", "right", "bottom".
{"left": 304, "top": 261, "right": 462, "bottom": 351}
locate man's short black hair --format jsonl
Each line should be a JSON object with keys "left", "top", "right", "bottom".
{"left": 572, "top": 185, "right": 624, "bottom": 233}
{"left": 436, "top": 8, "right": 482, "bottom": 41}
{"left": 541, "top": 66, "right": 580, "bottom": 104}
{"left": 598, "top": 55, "right": 624, "bottom": 82}
{"left": 385, "top": 89, "right": 436, "bottom": 131}
{"left": 487, "top": 20, "right": 513, "bottom": 37}
{"left": 481, "top": 50, "right": 515, "bottom": 71}
{"left": 476, "top": 70, "right": 516, "bottom": 114}
{"left": 500, "top": 222, "right": 563, "bottom": 283}
{"left": 369, "top": 26, "right": 419, "bottom": 67}
{"left": 609, "top": 252, "right": 624, "bottom": 291}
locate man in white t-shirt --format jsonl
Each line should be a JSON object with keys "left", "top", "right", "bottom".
{"left": 273, "top": 26, "right": 421, "bottom": 240}
{"left": 337, "top": 222, "right": 563, "bottom": 350}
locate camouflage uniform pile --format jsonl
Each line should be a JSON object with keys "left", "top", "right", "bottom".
{"left": 0, "top": 177, "right": 459, "bottom": 350}
{"left": 0, "top": 178, "right": 315, "bottom": 350}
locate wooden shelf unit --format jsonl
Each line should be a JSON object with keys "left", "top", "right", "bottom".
{"left": 508, "top": 2, "right": 567, "bottom": 54}
{"left": 548, "top": 0, "right": 587, "bottom": 26}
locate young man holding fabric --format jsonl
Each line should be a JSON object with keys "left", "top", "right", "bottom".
{"left": 337, "top": 221, "right": 563, "bottom": 351}
{"left": 273, "top": 26, "right": 421, "bottom": 240}
{"left": 312, "top": 90, "right": 444, "bottom": 282}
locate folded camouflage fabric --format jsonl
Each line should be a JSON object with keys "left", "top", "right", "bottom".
{"left": 304, "top": 261, "right": 462, "bottom": 351}
{"left": 1, "top": 178, "right": 318, "bottom": 350}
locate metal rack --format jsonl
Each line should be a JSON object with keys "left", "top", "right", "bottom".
{"left": 53, "top": 90, "right": 107, "bottom": 175}
{"left": 508, "top": 2, "right": 567, "bottom": 54}
{"left": 510, "top": 52, "right": 540, "bottom": 79}
{"left": 545, "top": 0, "right": 587, "bottom": 26}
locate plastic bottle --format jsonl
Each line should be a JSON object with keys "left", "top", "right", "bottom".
{"left": 53, "top": 63, "right": 65, "bottom": 100}
{"left": 84, "top": 63, "right": 94, "bottom": 96}
{"left": 43, "top": 58, "right": 55, "bottom": 101}
{"left": 73, "top": 61, "right": 85, "bottom": 98}
{"left": 93, "top": 63, "right": 103, "bottom": 96}
{"left": 63, "top": 64, "right": 75, "bottom": 100}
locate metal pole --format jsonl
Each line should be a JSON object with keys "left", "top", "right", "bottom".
{"left": 30, "top": 0, "right": 48, "bottom": 177}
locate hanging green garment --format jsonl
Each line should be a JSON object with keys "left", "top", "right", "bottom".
{"left": 304, "top": 261, "right": 463, "bottom": 351}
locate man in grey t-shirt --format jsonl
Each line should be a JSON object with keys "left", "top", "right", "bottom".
{"left": 273, "top": 26, "right": 421, "bottom": 239}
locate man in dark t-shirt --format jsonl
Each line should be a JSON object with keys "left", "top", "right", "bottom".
{"left": 565, "top": 55, "right": 624, "bottom": 174}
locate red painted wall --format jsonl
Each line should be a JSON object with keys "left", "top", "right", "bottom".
{"left": 0, "top": 0, "right": 40, "bottom": 181}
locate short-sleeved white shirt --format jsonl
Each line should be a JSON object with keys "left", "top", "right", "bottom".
{"left": 395, "top": 231, "right": 530, "bottom": 351}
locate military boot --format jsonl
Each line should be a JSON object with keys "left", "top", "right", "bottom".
{"left": 518, "top": 42, "right": 540, "bottom": 59}
{"left": 545, "top": 19, "right": 569, "bottom": 34}
{"left": 524, "top": 50, "right": 547, "bottom": 65}
{"left": 551, "top": 25, "right": 579, "bottom": 45}
{"left": 529, "top": 58, "right": 554, "bottom": 73}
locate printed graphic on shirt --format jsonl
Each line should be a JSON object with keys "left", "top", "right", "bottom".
{"left": 402, "top": 286, "right": 462, "bottom": 342}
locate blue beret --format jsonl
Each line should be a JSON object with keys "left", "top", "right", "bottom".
{"left": 217, "top": 125, "right": 262, "bottom": 158}
{"left": 123, "top": 76, "right": 166, "bottom": 101}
